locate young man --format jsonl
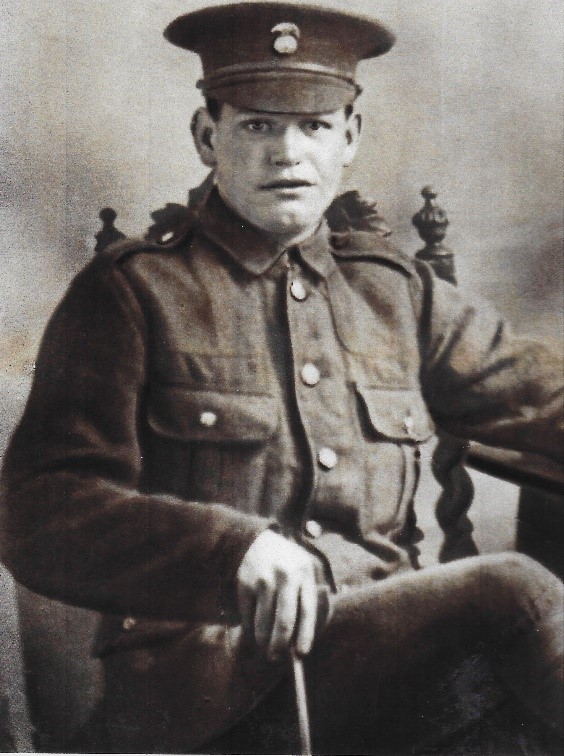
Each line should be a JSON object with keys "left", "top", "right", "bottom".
{"left": 1, "top": 3, "right": 562, "bottom": 753}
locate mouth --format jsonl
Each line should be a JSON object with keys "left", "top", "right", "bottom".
{"left": 259, "top": 179, "right": 313, "bottom": 191}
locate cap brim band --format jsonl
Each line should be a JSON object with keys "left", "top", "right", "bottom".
{"left": 202, "top": 71, "right": 358, "bottom": 113}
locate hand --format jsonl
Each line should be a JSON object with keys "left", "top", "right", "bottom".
{"left": 236, "top": 530, "right": 320, "bottom": 660}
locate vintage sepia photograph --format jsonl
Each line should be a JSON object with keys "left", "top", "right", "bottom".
{"left": 1, "top": 1, "right": 563, "bottom": 753}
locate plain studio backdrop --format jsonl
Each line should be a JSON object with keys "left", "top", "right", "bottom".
{"left": 1, "top": 0, "right": 563, "bottom": 378}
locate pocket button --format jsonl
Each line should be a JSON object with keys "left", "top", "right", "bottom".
{"left": 199, "top": 411, "right": 218, "bottom": 428}
{"left": 304, "top": 519, "right": 322, "bottom": 539}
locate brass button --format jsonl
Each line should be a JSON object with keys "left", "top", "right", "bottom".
{"left": 290, "top": 279, "right": 307, "bottom": 301}
{"left": 271, "top": 23, "right": 300, "bottom": 56}
{"left": 301, "top": 363, "right": 320, "bottom": 386}
{"left": 159, "top": 231, "right": 175, "bottom": 244}
{"left": 199, "top": 411, "right": 218, "bottom": 428}
{"left": 317, "top": 447, "right": 338, "bottom": 470}
{"left": 273, "top": 33, "right": 299, "bottom": 55}
{"left": 122, "top": 616, "right": 137, "bottom": 631}
{"left": 304, "top": 519, "right": 322, "bottom": 538}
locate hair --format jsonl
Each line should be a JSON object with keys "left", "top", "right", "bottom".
{"left": 202, "top": 97, "right": 355, "bottom": 123}
{"left": 188, "top": 99, "right": 223, "bottom": 140}
{"left": 205, "top": 97, "right": 223, "bottom": 122}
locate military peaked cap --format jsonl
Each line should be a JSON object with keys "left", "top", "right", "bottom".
{"left": 164, "top": 2, "right": 395, "bottom": 113}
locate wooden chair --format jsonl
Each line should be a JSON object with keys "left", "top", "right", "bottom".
{"left": 411, "top": 186, "right": 563, "bottom": 578}
{"left": 0, "top": 566, "right": 34, "bottom": 752}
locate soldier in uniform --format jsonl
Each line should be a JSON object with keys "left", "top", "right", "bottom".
{"left": 1, "top": 3, "right": 563, "bottom": 754}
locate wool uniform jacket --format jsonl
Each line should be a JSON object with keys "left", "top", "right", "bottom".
{"left": 1, "top": 187, "right": 562, "bottom": 679}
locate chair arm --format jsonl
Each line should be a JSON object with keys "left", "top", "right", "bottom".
{"left": 466, "top": 442, "right": 564, "bottom": 496}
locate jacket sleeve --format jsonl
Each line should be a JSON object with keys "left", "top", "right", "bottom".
{"left": 0, "top": 256, "right": 271, "bottom": 622}
{"left": 414, "top": 261, "right": 563, "bottom": 462}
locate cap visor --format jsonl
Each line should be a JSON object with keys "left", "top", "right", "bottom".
{"left": 205, "top": 72, "right": 357, "bottom": 113}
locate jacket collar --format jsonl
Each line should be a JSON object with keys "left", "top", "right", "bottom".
{"left": 198, "top": 187, "right": 336, "bottom": 278}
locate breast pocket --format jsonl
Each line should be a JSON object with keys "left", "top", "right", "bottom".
{"left": 354, "top": 384, "right": 435, "bottom": 537}
{"left": 145, "top": 384, "right": 279, "bottom": 509}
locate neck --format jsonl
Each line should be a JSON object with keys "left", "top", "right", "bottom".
{"left": 214, "top": 187, "right": 322, "bottom": 250}
{"left": 269, "top": 223, "right": 322, "bottom": 250}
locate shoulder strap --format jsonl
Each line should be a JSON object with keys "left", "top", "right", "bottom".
{"left": 331, "top": 231, "right": 416, "bottom": 277}
{"left": 102, "top": 208, "right": 200, "bottom": 262}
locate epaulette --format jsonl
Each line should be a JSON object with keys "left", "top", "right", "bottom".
{"left": 330, "top": 230, "right": 416, "bottom": 277}
{"left": 101, "top": 208, "right": 199, "bottom": 263}
{"left": 101, "top": 235, "right": 159, "bottom": 262}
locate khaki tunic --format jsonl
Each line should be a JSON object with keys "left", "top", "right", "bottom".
{"left": 1, "top": 188, "right": 562, "bottom": 748}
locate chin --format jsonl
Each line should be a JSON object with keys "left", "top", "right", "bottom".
{"left": 264, "top": 220, "right": 313, "bottom": 238}
{"left": 262, "top": 209, "right": 322, "bottom": 236}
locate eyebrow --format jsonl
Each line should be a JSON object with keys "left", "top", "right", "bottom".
{"left": 238, "top": 115, "right": 274, "bottom": 121}
{"left": 235, "top": 109, "right": 336, "bottom": 119}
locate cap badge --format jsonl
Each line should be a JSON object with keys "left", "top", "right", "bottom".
{"left": 271, "top": 22, "right": 300, "bottom": 55}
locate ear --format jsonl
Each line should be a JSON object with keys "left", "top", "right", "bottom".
{"left": 191, "top": 106, "right": 217, "bottom": 168}
{"left": 343, "top": 113, "right": 361, "bottom": 167}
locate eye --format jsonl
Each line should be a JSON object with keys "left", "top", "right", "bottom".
{"left": 244, "top": 120, "right": 271, "bottom": 133}
{"left": 304, "top": 120, "right": 330, "bottom": 132}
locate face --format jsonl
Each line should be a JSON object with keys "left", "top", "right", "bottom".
{"left": 197, "top": 103, "right": 360, "bottom": 240}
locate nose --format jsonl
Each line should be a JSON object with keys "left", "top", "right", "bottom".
{"left": 269, "top": 125, "right": 303, "bottom": 167}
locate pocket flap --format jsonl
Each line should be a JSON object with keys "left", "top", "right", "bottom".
{"left": 148, "top": 385, "right": 278, "bottom": 443}
{"left": 356, "top": 385, "right": 435, "bottom": 442}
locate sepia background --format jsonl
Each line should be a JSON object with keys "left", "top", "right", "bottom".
{"left": 0, "top": 0, "right": 562, "bottom": 748}
{"left": 1, "top": 0, "right": 562, "bottom": 382}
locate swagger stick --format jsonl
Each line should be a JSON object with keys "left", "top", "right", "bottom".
{"left": 291, "top": 649, "right": 312, "bottom": 756}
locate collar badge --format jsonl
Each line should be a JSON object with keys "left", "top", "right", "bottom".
{"left": 271, "top": 22, "right": 300, "bottom": 55}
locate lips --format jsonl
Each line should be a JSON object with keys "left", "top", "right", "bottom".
{"left": 260, "top": 179, "right": 313, "bottom": 190}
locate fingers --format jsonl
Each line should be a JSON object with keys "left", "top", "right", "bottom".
{"left": 254, "top": 578, "right": 276, "bottom": 649}
{"left": 295, "top": 578, "right": 318, "bottom": 656}
{"left": 237, "top": 581, "right": 256, "bottom": 642}
{"left": 262, "top": 570, "right": 318, "bottom": 659}
{"left": 246, "top": 572, "right": 318, "bottom": 659}
{"left": 236, "top": 530, "right": 324, "bottom": 658}
{"left": 267, "top": 575, "right": 300, "bottom": 659}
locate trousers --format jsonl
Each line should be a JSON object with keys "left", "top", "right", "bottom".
{"left": 97, "top": 552, "right": 563, "bottom": 754}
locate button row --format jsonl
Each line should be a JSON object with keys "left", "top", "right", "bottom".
{"left": 291, "top": 278, "right": 332, "bottom": 474}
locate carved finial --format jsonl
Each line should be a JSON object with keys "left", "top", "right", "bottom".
{"left": 412, "top": 186, "right": 456, "bottom": 285}
{"left": 95, "top": 206, "right": 126, "bottom": 254}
